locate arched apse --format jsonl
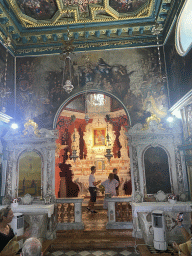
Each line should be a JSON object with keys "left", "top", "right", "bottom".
{"left": 175, "top": 0, "right": 192, "bottom": 56}
{"left": 53, "top": 89, "right": 131, "bottom": 129}
{"left": 53, "top": 90, "right": 131, "bottom": 198}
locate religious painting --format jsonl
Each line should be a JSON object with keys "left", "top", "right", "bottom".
{"left": 16, "top": 46, "right": 168, "bottom": 128}
{"left": 109, "top": 0, "right": 147, "bottom": 13}
{"left": 93, "top": 128, "right": 106, "bottom": 146}
{"left": 144, "top": 147, "right": 171, "bottom": 195}
{"left": 16, "top": 0, "right": 58, "bottom": 20}
{"left": 95, "top": 159, "right": 105, "bottom": 170}
{"left": 18, "top": 151, "right": 41, "bottom": 197}
{"left": 62, "top": 0, "right": 102, "bottom": 15}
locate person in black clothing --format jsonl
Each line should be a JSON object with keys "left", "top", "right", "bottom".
{"left": 67, "top": 173, "right": 80, "bottom": 197}
{"left": 0, "top": 206, "right": 30, "bottom": 254}
{"left": 113, "top": 168, "right": 120, "bottom": 196}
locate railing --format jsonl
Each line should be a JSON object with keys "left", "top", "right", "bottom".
{"left": 56, "top": 198, "right": 84, "bottom": 230}
{"left": 106, "top": 196, "right": 133, "bottom": 229}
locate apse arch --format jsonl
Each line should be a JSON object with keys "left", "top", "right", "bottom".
{"left": 53, "top": 89, "right": 131, "bottom": 129}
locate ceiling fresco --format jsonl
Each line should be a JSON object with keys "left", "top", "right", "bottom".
{"left": 16, "top": 0, "right": 58, "bottom": 20}
{"left": 0, "top": 0, "right": 186, "bottom": 56}
{"left": 109, "top": 0, "right": 147, "bottom": 14}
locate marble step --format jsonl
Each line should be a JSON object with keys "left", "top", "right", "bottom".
{"left": 50, "top": 230, "right": 144, "bottom": 251}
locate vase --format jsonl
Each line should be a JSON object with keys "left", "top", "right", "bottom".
{"left": 168, "top": 199, "right": 177, "bottom": 204}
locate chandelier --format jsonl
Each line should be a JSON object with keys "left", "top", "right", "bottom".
{"left": 70, "top": 118, "right": 79, "bottom": 162}
{"left": 60, "top": 7, "right": 75, "bottom": 94}
{"left": 104, "top": 121, "right": 113, "bottom": 162}
{"left": 151, "top": 23, "right": 166, "bottom": 83}
{"left": 0, "top": 37, "right": 12, "bottom": 112}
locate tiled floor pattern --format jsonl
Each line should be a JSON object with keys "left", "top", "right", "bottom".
{"left": 47, "top": 249, "right": 140, "bottom": 256}
{"left": 147, "top": 245, "right": 175, "bottom": 254}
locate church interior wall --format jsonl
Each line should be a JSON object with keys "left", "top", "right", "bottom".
{"left": 164, "top": 25, "right": 192, "bottom": 106}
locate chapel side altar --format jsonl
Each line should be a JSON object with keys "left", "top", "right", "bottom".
{"left": 0, "top": 204, "right": 56, "bottom": 241}
{"left": 132, "top": 201, "right": 192, "bottom": 245}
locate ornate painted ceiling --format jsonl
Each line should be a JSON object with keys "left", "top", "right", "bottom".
{"left": 0, "top": 0, "right": 185, "bottom": 56}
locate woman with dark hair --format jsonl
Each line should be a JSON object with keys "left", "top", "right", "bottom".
{"left": 101, "top": 173, "right": 119, "bottom": 209}
{"left": 0, "top": 206, "right": 30, "bottom": 254}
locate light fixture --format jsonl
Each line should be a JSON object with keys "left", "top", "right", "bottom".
{"left": 11, "top": 122, "right": 18, "bottom": 129}
{"left": 70, "top": 117, "right": 79, "bottom": 162}
{"left": 167, "top": 116, "right": 174, "bottom": 123}
{"left": 105, "top": 120, "right": 113, "bottom": 162}
{"left": 151, "top": 22, "right": 166, "bottom": 83}
{"left": 70, "top": 148, "right": 78, "bottom": 162}
{"left": 105, "top": 149, "right": 113, "bottom": 163}
{"left": 0, "top": 37, "right": 12, "bottom": 113}
{"left": 60, "top": 4, "right": 75, "bottom": 94}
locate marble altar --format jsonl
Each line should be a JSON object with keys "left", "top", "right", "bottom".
{"left": 132, "top": 201, "right": 192, "bottom": 244}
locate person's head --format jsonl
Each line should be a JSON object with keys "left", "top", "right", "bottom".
{"left": 108, "top": 173, "right": 114, "bottom": 182}
{"left": 113, "top": 168, "right": 117, "bottom": 175}
{"left": 91, "top": 166, "right": 96, "bottom": 174}
{"left": 21, "top": 237, "right": 42, "bottom": 256}
{"left": 0, "top": 206, "right": 14, "bottom": 224}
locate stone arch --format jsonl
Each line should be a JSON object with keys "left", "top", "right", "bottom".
{"left": 53, "top": 89, "right": 131, "bottom": 129}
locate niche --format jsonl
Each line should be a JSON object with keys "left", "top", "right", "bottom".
{"left": 18, "top": 151, "right": 41, "bottom": 197}
{"left": 144, "top": 147, "right": 171, "bottom": 194}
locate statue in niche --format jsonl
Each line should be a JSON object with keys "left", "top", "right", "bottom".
{"left": 144, "top": 147, "right": 171, "bottom": 195}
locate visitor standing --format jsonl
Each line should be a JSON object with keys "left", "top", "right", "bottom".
{"left": 101, "top": 173, "right": 119, "bottom": 209}
{"left": 113, "top": 168, "right": 120, "bottom": 196}
{"left": 87, "top": 166, "right": 101, "bottom": 214}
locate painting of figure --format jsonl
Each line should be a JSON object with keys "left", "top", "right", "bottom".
{"left": 16, "top": 0, "right": 58, "bottom": 20}
{"left": 109, "top": 0, "right": 147, "bottom": 13}
{"left": 94, "top": 129, "right": 106, "bottom": 146}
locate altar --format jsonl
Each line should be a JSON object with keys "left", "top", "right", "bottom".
{"left": 0, "top": 204, "right": 55, "bottom": 241}
{"left": 132, "top": 201, "right": 192, "bottom": 245}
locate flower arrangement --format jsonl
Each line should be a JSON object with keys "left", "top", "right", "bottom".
{"left": 168, "top": 194, "right": 177, "bottom": 200}
{"left": 99, "top": 185, "right": 105, "bottom": 195}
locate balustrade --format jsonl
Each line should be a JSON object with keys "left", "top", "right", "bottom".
{"left": 56, "top": 198, "right": 84, "bottom": 230}
{"left": 106, "top": 196, "right": 133, "bottom": 229}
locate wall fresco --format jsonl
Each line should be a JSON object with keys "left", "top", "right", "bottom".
{"left": 16, "top": 0, "right": 58, "bottom": 20}
{"left": 0, "top": 43, "right": 14, "bottom": 118}
{"left": 109, "top": 0, "right": 147, "bottom": 13}
{"left": 62, "top": 0, "right": 102, "bottom": 15}
{"left": 16, "top": 47, "right": 168, "bottom": 128}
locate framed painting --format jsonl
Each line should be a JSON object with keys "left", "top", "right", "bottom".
{"left": 93, "top": 128, "right": 106, "bottom": 146}
{"left": 95, "top": 159, "right": 105, "bottom": 170}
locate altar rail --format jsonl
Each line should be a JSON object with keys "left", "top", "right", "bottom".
{"left": 56, "top": 198, "right": 84, "bottom": 230}
{"left": 106, "top": 196, "right": 133, "bottom": 229}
